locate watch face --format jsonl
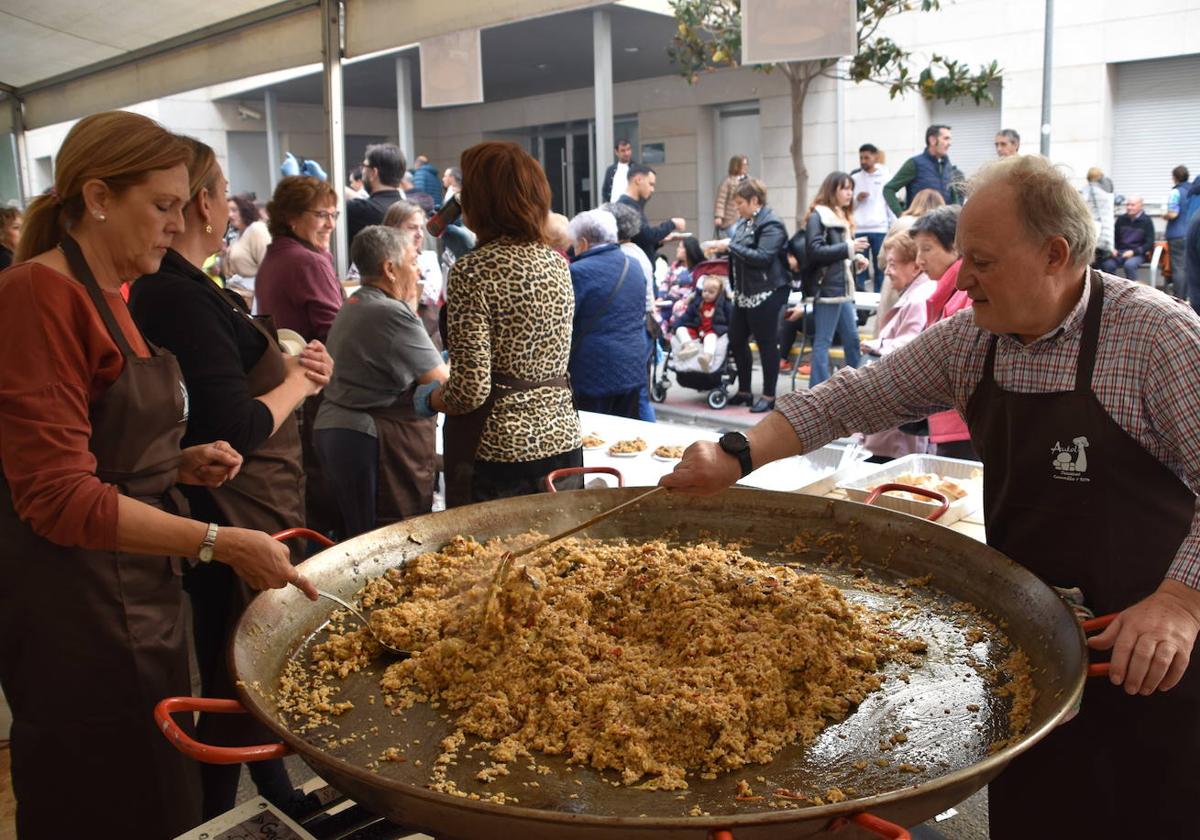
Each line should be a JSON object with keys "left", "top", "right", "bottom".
{"left": 720, "top": 431, "right": 749, "bottom": 454}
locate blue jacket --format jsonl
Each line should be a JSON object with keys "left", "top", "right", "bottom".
{"left": 411, "top": 163, "right": 443, "bottom": 208}
{"left": 568, "top": 243, "right": 648, "bottom": 397}
{"left": 910, "top": 150, "right": 954, "bottom": 205}
{"left": 1167, "top": 183, "right": 1193, "bottom": 240}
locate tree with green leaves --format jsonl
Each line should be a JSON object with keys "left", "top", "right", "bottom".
{"left": 669, "top": 0, "right": 1001, "bottom": 218}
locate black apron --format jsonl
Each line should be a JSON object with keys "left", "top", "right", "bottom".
{"left": 0, "top": 235, "right": 202, "bottom": 838}
{"left": 442, "top": 372, "right": 570, "bottom": 508}
{"left": 966, "top": 271, "right": 1200, "bottom": 838}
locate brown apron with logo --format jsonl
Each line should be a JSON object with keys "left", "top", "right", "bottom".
{"left": 0, "top": 235, "right": 202, "bottom": 839}
{"left": 443, "top": 372, "right": 569, "bottom": 507}
{"left": 966, "top": 272, "right": 1200, "bottom": 838}
{"left": 370, "top": 389, "right": 438, "bottom": 523}
{"left": 188, "top": 280, "right": 306, "bottom": 794}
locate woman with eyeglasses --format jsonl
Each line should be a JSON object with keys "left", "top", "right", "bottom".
{"left": 255, "top": 175, "right": 345, "bottom": 343}
{"left": 255, "top": 175, "right": 347, "bottom": 536}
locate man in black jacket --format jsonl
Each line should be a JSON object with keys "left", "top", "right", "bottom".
{"left": 1100, "top": 196, "right": 1156, "bottom": 279}
{"left": 600, "top": 139, "right": 634, "bottom": 205}
{"left": 617, "top": 164, "right": 684, "bottom": 265}
{"left": 346, "top": 143, "right": 406, "bottom": 246}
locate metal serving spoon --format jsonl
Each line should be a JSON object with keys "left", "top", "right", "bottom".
{"left": 316, "top": 589, "right": 411, "bottom": 657}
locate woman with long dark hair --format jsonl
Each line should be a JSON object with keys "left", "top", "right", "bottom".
{"left": 804, "top": 171, "right": 870, "bottom": 387}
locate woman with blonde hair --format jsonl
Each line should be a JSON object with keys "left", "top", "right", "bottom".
{"left": 0, "top": 111, "right": 315, "bottom": 840}
{"left": 129, "top": 137, "right": 332, "bottom": 818}
{"left": 714, "top": 154, "right": 749, "bottom": 236}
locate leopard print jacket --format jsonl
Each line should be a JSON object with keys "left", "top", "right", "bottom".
{"left": 442, "top": 238, "right": 582, "bottom": 462}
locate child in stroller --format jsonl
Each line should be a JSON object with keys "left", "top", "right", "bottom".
{"left": 649, "top": 260, "right": 739, "bottom": 409}
{"left": 674, "top": 274, "right": 731, "bottom": 372}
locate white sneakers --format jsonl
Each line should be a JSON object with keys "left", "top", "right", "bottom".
{"left": 698, "top": 353, "right": 712, "bottom": 372}
{"left": 676, "top": 341, "right": 701, "bottom": 360}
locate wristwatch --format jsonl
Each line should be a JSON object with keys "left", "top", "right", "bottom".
{"left": 718, "top": 431, "right": 754, "bottom": 478}
{"left": 198, "top": 522, "right": 219, "bottom": 563}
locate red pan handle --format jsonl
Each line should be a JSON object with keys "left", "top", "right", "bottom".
{"left": 712, "top": 812, "right": 911, "bottom": 840}
{"left": 826, "top": 814, "right": 913, "bottom": 838}
{"left": 863, "top": 483, "right": 950, "bottom": 522}
{"left": 544, "top": 466, "right": 625, "bottom": 492}
{"left": 154, "top": 697, "right": 291, "bottom": 764}
{"left": 272, "top": 527, "right": 335, "bottom": 547}
{"left": 1082, "top": 612, "right": 1118, "bottom": 678}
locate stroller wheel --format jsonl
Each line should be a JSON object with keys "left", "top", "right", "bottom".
{"left": 650, "top": 381, "right": 669, "bottom": 403}
{"left": 707, "top": 388, "right": 728, "bottom": 410}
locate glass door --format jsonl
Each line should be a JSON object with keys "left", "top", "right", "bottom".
{"left": 541, "top": 135, "right": 568, "bottom": 215}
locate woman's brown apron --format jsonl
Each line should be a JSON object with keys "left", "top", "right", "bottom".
{"left": 186, "top": 282, "right": 306, "bottom": 805}
{"left": 442, "top": 372, "right": 569, "bottom": 507}
{"left": 370, "top": 390, "right": 438, "bottom": 523}
{"left": 0, "top": 235, "right": 202, "bottom": 838}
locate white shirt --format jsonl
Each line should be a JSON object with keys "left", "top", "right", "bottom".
{"left": 610, "top": 162, "right": 630, "bottom": 203}
{"left": 620, "top": 242, "right": 656, "bottom": 312}
{"left": 417, "top": 250, "right": 444, "bottom": 306}
{"left": 852, "top": 165, "right": 893, "bottom": 234}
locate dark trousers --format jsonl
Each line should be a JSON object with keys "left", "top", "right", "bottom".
{"left": 185, "top": 561, "right": 295, "bottom": 818}
{"left": 313, "top": 427, "right": 379, "bottom": 539}
{"left": 1099, "top": 254, "right": 1145, "bottom": 279}
{"left": 472, "top": 448, "right": 584, "bottom": 502}
{"left": 576, "top": 388, "right": 642, "bottom": 420}
{"left": 728, "top": 285, "right": 789, "bottom": 398}
{"left": 1167, "top": 236, "right": 1186, "bottom": 296}
{"left": 855, "top": 231, "right": 886, "bottom": 291}
{"left": 935, "top": 439, "right": 978, "bottom": 460}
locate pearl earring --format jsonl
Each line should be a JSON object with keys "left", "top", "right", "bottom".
{"left": 94, "top": 212, "right": 106, "bottom": 221}
{"left": 205, "top": 224, "right": 213, "bottom": 234}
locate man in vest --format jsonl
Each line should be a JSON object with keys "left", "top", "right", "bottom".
{"left": 884, "top": 124, "right": 956, "bottom": 216}
{"left": 663, "top": 153, "right": 1200, "bottom": 840}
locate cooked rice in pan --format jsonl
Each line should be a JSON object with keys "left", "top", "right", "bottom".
{"left": 282, "top": 534, "right": 932, "bottom": 790}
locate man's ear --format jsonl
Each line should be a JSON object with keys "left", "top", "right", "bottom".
{"left": 1046, "top": 235, "right": 1072, "bottom": 273}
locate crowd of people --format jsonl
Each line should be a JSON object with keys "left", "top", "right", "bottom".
{"left": 0, "top": 105, "right": 1198, "bottom": 840}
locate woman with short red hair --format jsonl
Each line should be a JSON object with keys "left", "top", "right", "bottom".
{"left": 419, "top": 141, "right": 582, "bottom": 504}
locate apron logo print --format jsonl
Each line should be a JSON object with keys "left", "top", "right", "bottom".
{"left": 179, "top": 381, "right": 190, "bottom": 423}
{"left": 1051, "top": 436, "right": 1090, "bottom": 482}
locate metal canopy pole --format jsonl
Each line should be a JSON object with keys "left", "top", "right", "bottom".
{"left": 264, "top": 88, "right": 281, "bottom": 192}
{"left": 322, "top": 0, "right": 348, "bottom": 276}
{"left": 395, "top": 55, "right": 415, "bottom": 164}
{"left": 10, "top": 96, "right": 32, "bottom": 205}
{"left": 1040, "top": 0, "right": 1054, "bottom": 157}
{"left": 592, "top": 8, "right": 613, "bottom": 207}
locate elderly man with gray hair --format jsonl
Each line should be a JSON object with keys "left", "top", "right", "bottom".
{"left": 566, "top": 208, "right": 649, "bottom": 418}
{"left": 313, "top": 225, "right": 448, "bottom": 537}
{"left": 662, "top": 154, "right": 1200, "bottom": 838}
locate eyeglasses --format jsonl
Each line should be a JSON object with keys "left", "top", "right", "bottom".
{"left": 306, "top": 209, "right": 340, "bottom": 222}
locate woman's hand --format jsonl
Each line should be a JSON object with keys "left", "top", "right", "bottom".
{"left": 784, "top": 305, "right": 804, "bottom": 322}
{"left": 298, "top": 340, "right": 334, "bottom": 389}
{"left": 178, "top": 441, "right": 242, "bottom": 486}
{"left": 214, "top": 526, "right": 318, "bottom": 601}
{"left": 853, "top": 237, "right": 870, "bottom": 253}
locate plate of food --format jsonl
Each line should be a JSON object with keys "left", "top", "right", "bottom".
{"left": 582, "top": 433, "right": 606, "bottom": 450}
{"left": 838, "top": 454, "right": 983, "bottom": 525}
{"left": 607, "top": 437, "right": 647, "bottom": 458}
{"left": 276, "top": 328, "right": 307, "bottom": 356}
{"left": 651, "top": 444, "right": 686, "bottom": 462}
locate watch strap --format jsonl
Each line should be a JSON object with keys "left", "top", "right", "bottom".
{"left": 198, "top": 522, "right": 219, "bottom": 563}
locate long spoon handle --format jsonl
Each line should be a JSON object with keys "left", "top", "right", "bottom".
{"left": 508, "top": 485, "right": 667, "bottom": 561}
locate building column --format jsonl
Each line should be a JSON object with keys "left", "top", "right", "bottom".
{"left": 321, "top": 0, "right": 348, "bottom": 276}
{"left": 264, "top": 88, "right": 281, "bottom": 192}
{"left": 395, "top": 55, "right": 415, "bottom": 162}
{"left": 592, "top": 8, "right": 613, "bottom": 206}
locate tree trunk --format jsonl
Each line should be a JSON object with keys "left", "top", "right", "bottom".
{"left": 786, "top": 63, "right": 812, "bottom": 223}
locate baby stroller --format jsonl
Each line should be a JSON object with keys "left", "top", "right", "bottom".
{"left": 648, "top": 259, "right": 737, "bottom": 409}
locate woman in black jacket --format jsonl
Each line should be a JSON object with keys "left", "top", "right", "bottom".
{"left": 709, "top": 178, "right": 789, "bottom": 412}
{"left": 804, "top": 171, "right": 870, "bottom": 387}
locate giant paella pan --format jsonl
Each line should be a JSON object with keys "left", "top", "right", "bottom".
{"left": 158, "top": 475, "right": 1108, "bottom": 839}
